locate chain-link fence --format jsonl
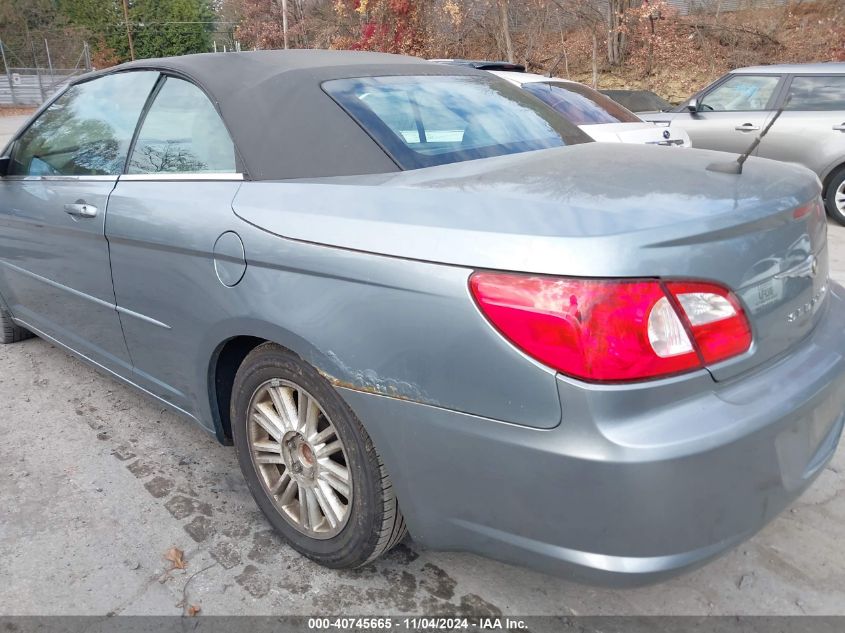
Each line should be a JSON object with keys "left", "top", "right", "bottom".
{"left": 0, "top": 33, "right": 93, "bottom": 107}
{"left": 664, "top": 0, "right": 789, "bottom": 15}
{"left": 0, "top": 26, "right": 246, "bottom": 107}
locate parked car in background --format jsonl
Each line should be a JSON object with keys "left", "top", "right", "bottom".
{"left": 432, "top": 59, "right": 691, "bottom": 147}
{"left": 428, "top": 58, "right": 528, "bottom": 72}
{"left": 599, "top": 89, "right": 674, "bottom": 114}
{"left": 642, "top": 63, "right": 845, "bottom": 224}
{"left": 1, "top": 51, "right": 843, "bottom": 585}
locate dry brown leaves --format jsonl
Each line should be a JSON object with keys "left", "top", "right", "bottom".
{"left": 164, "top": 547, "right": 187, "bottom": 570}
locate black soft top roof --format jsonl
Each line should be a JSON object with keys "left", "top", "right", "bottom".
{"left": 83, "top": 50, "right": 482, "bottom": 180}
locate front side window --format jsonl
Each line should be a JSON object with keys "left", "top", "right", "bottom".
{"left": 323, "top": 75, "right": 589, "bottom": 170}
{"left": 786, "top": 76, "right": 845, "bottom": 111}
{"left": 699, "top": 75, "right": 780, "bottom": 112}
{"left": 522, "top": 82, "right": 641, "bottom": 125}
{"left": 128, "top": 77, "right": 236, "bottom": 174}
{"left": 10, "top": 71, "right": 158, "bottom": 176}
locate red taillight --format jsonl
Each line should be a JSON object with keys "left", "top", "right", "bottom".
{"left": 664, "top": 281, "right": 752, "bottom": 365}
{"left": 469, "top": 272, "right": 752, "bottom": 382}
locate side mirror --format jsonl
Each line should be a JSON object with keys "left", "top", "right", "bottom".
{"left": 686, "top": 98, "right": 699, "bottom": 113}
{"left": 0, "top": 157, "right": 9, "bottom": 177}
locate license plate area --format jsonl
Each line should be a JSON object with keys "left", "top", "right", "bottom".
{"left": 775, "top": 394, "right": 844, "bottom": 491}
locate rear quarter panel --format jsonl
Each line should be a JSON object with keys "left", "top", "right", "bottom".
{"left": 226, "top": 209, "right": 563, "bottom": 429}
{"left": 103, "top": 178, "right": 561, "bottom": 433}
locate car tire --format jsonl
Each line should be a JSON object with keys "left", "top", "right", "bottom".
{"left": 824, "top": 167, "right": 845, "bottom": 226}
{"left": 231, "top": 342, "right": 406, "bottom": 568}
{"left": 0, "top": 306, "right": 34, "bottom": 344}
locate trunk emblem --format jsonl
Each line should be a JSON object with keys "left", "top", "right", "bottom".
{"left": 786, "top": 283, "right": 827, "bottom": 323}
{"left": 775, "top": 255, "right": 818, "bottom": 280}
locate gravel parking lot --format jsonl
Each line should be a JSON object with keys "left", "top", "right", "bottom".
{"left": 1, "top": 114, "right": 844, "bottom": 616}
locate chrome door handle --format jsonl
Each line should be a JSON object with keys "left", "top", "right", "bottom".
{"left": 63, "top": 202, "right": 98, "bottom": 218}
{"left": 735, "top": 124, "right": 760, "bottom": 132}
{"left": 833, "top": 124, "right": 845, "bottom": 132}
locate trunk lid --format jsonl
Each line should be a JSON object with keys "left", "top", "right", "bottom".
{"left": 580, "top": 121, "right": 690, "bottom": 147}
{"left": 234, "top": 142, "right": 825, "bottom": 380}
{"left": 693, "top": 200, "right": 828, "bottom": 381}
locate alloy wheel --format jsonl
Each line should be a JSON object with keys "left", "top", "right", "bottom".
{"left": 247, "top": 379, "right": 352, "bottom": 539}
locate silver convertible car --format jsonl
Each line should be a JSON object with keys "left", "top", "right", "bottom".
{"left": 1, "top": 50, "right": 843, "bottom": 585}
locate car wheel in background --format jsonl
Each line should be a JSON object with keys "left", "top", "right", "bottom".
{"left": 824, "top": 167, "right": 845, "bottom": 226}
{"left": 231, "top": 342, "right": 406, "bottom": 568}
{"left": 0, "top": 307, "right": 34, "bottom": 344}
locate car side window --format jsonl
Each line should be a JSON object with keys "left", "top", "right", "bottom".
{"left": 785, "top": 76, "right": 845, "bottom": 111}
{"left": 9, "top": 72, "right": 158, "bottom": 176}
{"left": 128, "top": 77, "right": 236, "bottom": 174}
{"left": 522, "top": 82, "right": 641, "bottom": 125}
{"left": 699, "top": 75, "right": 781, "bottom": 112}
{"left": 324, "top": 75, "right": 586, "bottom": 170}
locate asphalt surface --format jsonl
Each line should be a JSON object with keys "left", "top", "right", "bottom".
{"left": 1, "top": 114, "right": 845, "bottom": 616}
{"left": 0, "top": 116, "right": 26, "bottom": 148}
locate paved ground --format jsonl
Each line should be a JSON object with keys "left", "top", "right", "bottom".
{"left": 0, "top": 116, "right": 28, "bottom": 143}
{"left": 1, "top": 114, "right": 845, "bottom": 616}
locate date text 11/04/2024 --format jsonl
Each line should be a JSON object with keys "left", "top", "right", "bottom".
{"left": 307, "top": 617, "right": 529, "bottom": 630}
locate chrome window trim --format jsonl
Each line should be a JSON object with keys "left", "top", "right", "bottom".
{"left": 1, "top": 173, "right": 243, "bottom": 182}
{"left": 0, "top": 175, "right": 118, "bottom": 182}
{"left": 119, "top": 172, "right": 244, "bottom": 182}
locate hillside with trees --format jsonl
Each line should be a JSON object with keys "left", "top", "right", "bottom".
{"left": 236, "top": 0, "right": 842, "bottom": 102}
{"left": 1, "top": 0, "right": 843, "bottom": 104}
{"left": 0, "top": 0, "right": 215, "bottom": 68}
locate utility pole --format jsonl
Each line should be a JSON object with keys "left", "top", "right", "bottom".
{"left": 44, "top": 38, "right": 54, "bottom": 87}
{"left": 281, "top": 0, "right": 289, "bottom": 49}
{"left": 122, "top": 0, "right": 136, "bottom": 61}
{"left": 83, "top": 41, "right": 92, "bottom": 71}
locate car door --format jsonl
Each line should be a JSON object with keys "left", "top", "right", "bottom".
{"left": 757, "top": 74, "right": 845, "bottom": 177}
{"left": 0, "top": 71, "right": 158, "bottom": 371}
{"left": 670, "top": 74, "right": 784, "bottom": 154}
{"left": 106, "top": 75, "right": 243, "bottom": 414}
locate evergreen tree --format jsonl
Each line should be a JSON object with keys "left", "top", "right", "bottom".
{"left": 132, "top": 0, "right": 214, "bottom": 60}
{"left": 59, "top": 0, "right": 214, "bottom": 63}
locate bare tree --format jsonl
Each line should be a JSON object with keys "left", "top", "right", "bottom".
{"left": 549, "top": 0, "right": 604, "bottom": 85}
{"left": 498, "top": 0, "right": 514, "bottom": 62}
{"left": 607, "top": 0, "right": 631, "bottom": 66}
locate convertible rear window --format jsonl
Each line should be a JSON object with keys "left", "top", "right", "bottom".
{"left": 521, "top": 82, "right": 641, "bottom": 125}
{"left": 323, "top": 75, "right": 589, "bottom": 170}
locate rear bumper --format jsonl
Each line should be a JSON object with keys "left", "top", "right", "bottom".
{"left": 339, "top": 282, "right": 845, "bottom": 586}
{"left": 580, "top": 122, "right": 691, "bottom": 147}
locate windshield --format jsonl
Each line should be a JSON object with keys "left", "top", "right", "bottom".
{"left": 323, "top": 75, "right": 590, "bottom": 170}
{"left": 522, "top": 81, "right": 641, "bottom": 125}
